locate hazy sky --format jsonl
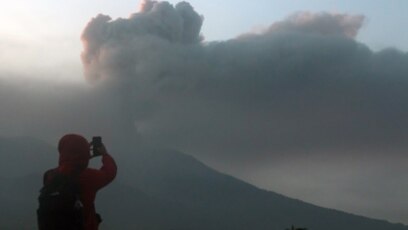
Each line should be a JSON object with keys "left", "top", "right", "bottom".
{"left": 1, "top": 0, "right": 408, "bottom": 225}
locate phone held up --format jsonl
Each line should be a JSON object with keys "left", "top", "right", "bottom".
{"left": 91, "top": 136, "right": 103, "bottom": 157}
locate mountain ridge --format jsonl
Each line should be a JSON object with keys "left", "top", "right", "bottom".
{"left": 0, "top": 137, "right": 406, "bottom": 230}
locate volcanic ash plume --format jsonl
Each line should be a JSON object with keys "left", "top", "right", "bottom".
{"left": 81, "top": 0, "right": 203, "bottom": 83}
{"left": 268, "top": 12, "right": 365, "bottom": 38}
{"left": 80, "top": 1, "right": 408, "bottom": 168}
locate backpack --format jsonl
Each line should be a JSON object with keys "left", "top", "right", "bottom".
{"left": 37, "top": 172, "right": 85, "bottom": 230}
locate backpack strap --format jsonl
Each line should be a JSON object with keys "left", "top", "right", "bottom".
{"left": 40, "top": 170, "right": 82, "bottom": 196}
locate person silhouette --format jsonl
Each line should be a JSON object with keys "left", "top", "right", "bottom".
{"left": 41, "top": 134, "right": 117, "bottom": 230}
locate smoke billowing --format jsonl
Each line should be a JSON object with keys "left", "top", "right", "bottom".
{"left": 80, "top": 0, "right": 408, "bottom": 162}
{"left": 81, "top": 0, "right": 203, "bottom": 83}
{"left": 1, "top": 0, "right": 408, "bottom": 223}
{"left": 78, "top": 1, "right": 408, "bottom": 222}
{"left": 265, "top": 12, "right": 364, "bottom": 38}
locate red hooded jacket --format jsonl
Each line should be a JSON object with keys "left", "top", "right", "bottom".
{"left": 43, "top": 134, "right": 117, "bottom": 230}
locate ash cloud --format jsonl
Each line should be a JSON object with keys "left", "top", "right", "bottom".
{"left": 81, "top": 0, "right": 203, "bottom": 83}
{"left": 80, "top": 1, "right": 408, "bottom": 163}
{"left": 266, "top": 12, "right": 365, "bottom": 38}
{"left": 78, "top": 3, "right": 408, "bottom": 222}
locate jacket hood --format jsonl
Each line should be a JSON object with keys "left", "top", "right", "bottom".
{"left": 58, "top": 134, "right": 90, "bottom": 172}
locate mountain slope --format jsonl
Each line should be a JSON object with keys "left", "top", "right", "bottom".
{"left": 104, "top": 148, "right": 407, "bottom": 230}
{"left": 0, "top": 137, "right": 407, "bottom": 230}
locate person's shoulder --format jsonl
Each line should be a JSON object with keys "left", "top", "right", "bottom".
{"left": 79, "top": 167, "right": 115, "bottom": 189}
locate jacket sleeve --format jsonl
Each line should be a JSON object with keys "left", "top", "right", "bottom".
{"left": 87, "top": 153, "right": 117, "bottom": 190}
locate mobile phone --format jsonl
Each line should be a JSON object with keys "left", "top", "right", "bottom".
{"left": 92, "top": 136, "right": 102, "bottom": 157}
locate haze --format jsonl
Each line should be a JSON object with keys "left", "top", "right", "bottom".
{"left": 1, "top": 0, "right": 408, "bottom": 224}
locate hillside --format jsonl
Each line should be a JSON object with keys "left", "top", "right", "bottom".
{"left": 0, "top": 137, "right": 407, "bottom": 230}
